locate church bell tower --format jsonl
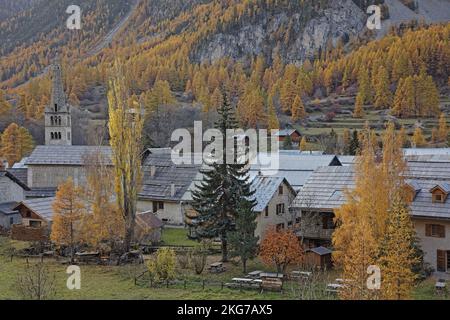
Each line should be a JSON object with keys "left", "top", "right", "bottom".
{"left": 44, "top": 58, "right": 72, "bottom": 146}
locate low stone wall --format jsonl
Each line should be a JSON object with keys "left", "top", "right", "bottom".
{"left": 10, "top": 224, "right": 48, "bottom": 242}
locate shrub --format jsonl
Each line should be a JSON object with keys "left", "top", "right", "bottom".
{"left": 147, "top": 247, "right": 176, "bottom": 281}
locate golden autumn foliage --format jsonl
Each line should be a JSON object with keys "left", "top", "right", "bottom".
{"left": 259, "top": 227, "right": 303, "bottom": 273}
{"left": 438, "top": 113, "right": 448, "bottom": 143}
{"left": 107, "top": 61, "right": 144, "bottom": 252}
{"left": 412, "top": 127, "right": 427, "bottom": 147}
{"left": 0, "top": 123, "right": 35, "bottom": 167}
{"left": 378, "top": 196, "right": 418, "bottom": 300}
{"left": 299, "top": 136, "right": 308, "bottom": 152}
{"left": 51, "top": 178, "right": 86, "bottom": 262}
{"left": 79, "top": 150, "right": 125, "bottom": 248}
{"left": 333, "top": 123, "right": 417, "bottom": 300}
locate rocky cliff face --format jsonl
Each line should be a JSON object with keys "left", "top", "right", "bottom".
{"left": 192, "top": 0, "right": 366, "bottom": 64}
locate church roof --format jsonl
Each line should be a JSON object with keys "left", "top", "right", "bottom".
{"left": 26, "top": 146, "right": 113, "bottom": 166}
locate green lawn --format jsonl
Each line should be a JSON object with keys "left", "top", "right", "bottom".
{"left": 160, "top": 227, "right": 199, "bottom": 246}
{"left": 0, "top": 237, "right": 447, "bottom": 300}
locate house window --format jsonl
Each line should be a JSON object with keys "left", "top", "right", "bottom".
{"left": 9, "top": 217, "right": 14, "bottom": 225}
{"left": 276, "top": 223, "right": 285, "bottom": 231}
{"left": 158, "top": 202, "right": 164, "bottom": 210}
{"left": 29, "top": 220, "right": 42, "bottom": 228}
{"left": 278, "top": 186, "right": 283, "bottom": 195}
{"left": 276, "top": 204, "right": 285, "bottom": 215}
{"left": 433, "top": 194, "right": 444, "bottom": 203}
{"left": 426, "top": 224, "right": 445, "bottom": 238}
{"left": 54, "top": 104, "right": 58, "bottom": 112}
{"left": 322, "top": 215, "right": 335, "bottom": 230}
{"left": 264, "top": 207, "right": 269, "bottom": 217}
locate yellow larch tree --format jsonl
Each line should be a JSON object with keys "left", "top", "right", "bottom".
{"left": 412, "top": 127, "right": 426, "bottom": 147}
{"left": 373, "top": 66, "right": 392, "bottom": 109}
{"left": 267, "top": 93, "right": 279, "bottom": 130}
{"left": 299, "top": 136, "right": 308, "bottom": 152}
{"left": 378, "top": 196, "right": 418, "bottom": 300}
{"left": 0, "top": 123, "right": 35, "bottom": 167}
{"left": 51, "top": 178, "right": 86, "bottom": 263}
{"left": 80, "top": 150, "right": 125, "bottom": 248}
{"left": 438, "top": 113, "right": 448, "bottom": 143}
{"left": 291, "top": 95, "right": 306, "bottom": 122}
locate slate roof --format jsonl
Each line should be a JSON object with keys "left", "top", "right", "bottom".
{"left": 404, "top": 148, "right": 450, "bottom": 156}
{"left": 309, "top": 246, "right": 332, "bottom": 256}
{"left": 16, "top": 197, "right": 56, "bottom": 222}
{"left": 25, "top": 188, "right": 57, "bottom": 198}
{"left": 291, "top": 166, "right": 355, "bottom": 210}
{"left": 0, "top": 202, "right": 19, "bottom": 216}
{"left": 139, "top": 152, "right": 201, "bottom": 202}
{"left": 250, "top": 176, "right": 294, "bottom": 212}
{"left": 25, "top": 146, "right": 113, "bottom": 166}
{"left": 6, "top": 168, "right": 28, "bottom": 187}
{"left": 292, "top": 161, "right": 450, "bottom": 219}
{"left": 0, "top": 170, "right": 29, "bottom": 190}
{"left": 249, "top": 153, "right": 342, "bottom": 190}
{"left": 273, "top": 129, "right": 301, "bottom": 137}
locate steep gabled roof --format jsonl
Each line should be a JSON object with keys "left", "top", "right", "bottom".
{"left": 291, "top": 166, "right": 355, "bottom": 210}
{"left": 251, "top": 176, "right": 295, "bottom": 212}
{"left": 139, "top": 151, "right": 201, "bottom": 202}
{"left": 0, "top": 170, "right": 30, "bottom": 190}
{"left": 15, "top": 197, "right": 56, "bottom": 222}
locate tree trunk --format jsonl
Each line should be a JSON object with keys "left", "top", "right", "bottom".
{"left": 221, "top": 236, "right": 228, "bottom": 262}
{"left": 242, "top": 259, "right": 247, "bottom": 274}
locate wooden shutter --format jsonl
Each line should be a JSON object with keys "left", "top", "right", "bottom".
{"left": 425, "top": 224, "right": 432, "bottom": 237}
{"left": 439, "top": 225, "right": 446, "bottom": 238}
{"left": 437, "top": 250, "right": 446, "bottom": 272}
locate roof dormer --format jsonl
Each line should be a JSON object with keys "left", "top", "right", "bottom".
{"left": 405, "top": 180, "right": 421, "bottom": 203}
{"left": 430, "top": 183, "right": 450, "bottom": 204}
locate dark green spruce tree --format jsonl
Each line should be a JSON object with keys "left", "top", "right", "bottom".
{"left": 228, "top": 198, "right": 258, "bottom": 273}
{"left": 349, "top": 129, "right": 360, "bottom": 155}
{"left": 191, "top": 94, "right": 255, "bottom": 262}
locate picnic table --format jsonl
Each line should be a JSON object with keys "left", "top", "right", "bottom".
{"left": 325, "top": 283, "right": 345, "bottom": 294}
{"left": 208, "top": 262, "right": 226, "bottom": 273}
{"left": 226, "top": 277, "right": 262, "bottom": 290}
{"left": 260, "top": 272, "right": 284, "bottom": 280}
{"left": 247, "top": 270, "right": 263, "bottom": 279}
{"left": 291, "top": 271, "right": 312, "bottom": 280}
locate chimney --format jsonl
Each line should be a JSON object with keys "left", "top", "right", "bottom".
{"left": 150, "top": 165, "right": 156, "bottom": 177}
{"left": 170, "top": 183, "right": 176, "bottom": 197}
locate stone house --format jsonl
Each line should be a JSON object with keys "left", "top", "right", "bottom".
{"left": 138, "top": 151, "right": 201, "bottom": 226}
{"left": 291, "top": 156, "right": 450, "bottom": 272}
{"left": 251, "top": 175, "right": 297, "bottom": 240}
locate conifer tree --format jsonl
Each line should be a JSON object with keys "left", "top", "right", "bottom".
{"left": 228, "top": 198, "right": 258, "bottom": 274}
{"left": 353, "top": 95, "right": 364, "bottom": 118}
{"left": 267, "top": 94, "right": 279, "bottom": 130}
{"left": 283, "top": 135, "right": 293, "bottom": 150}
{"left": 378, "top": 196, "right": 418, "bottom": 300}
{"left": 342, "top": 129, "right": 351, "bottom": 155}
{"left": 0, "top": 123, "right": 35, "bottom": 167}
{"left": 412, "top": 127, "right": 426, "bottom": 147}
{"left": 191, "top": 94, "right": 255, "bottom": 262}
{"left": 349, "top": 129, "right": 360, "bottom": 155}
{"left": 374, "top": 66, "right": 392, "bottom": 109}
{"left": 357, "top": 67, "right": 372, "bottom": 105}
{"left": 51, "top": 178, "right": 85, "bottom": 263}
{"left": 299, "top": 136, "right": 308, "bottom": 152}
{"left": 438, "top": 113, "right": 448, "bottom": 143}
{"left": 291, "top": 95, "right": 306, "bottom": 121}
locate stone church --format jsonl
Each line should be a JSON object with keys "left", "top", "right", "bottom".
{"left": 25, "top": 60, "right": 112, "bottom": 193}
{"left": 44, "top": 60, "right": 72, "bottom": 146}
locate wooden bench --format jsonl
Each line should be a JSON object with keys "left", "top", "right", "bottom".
{"left": 208, "top": 262, "right": 226, "bottom": 273}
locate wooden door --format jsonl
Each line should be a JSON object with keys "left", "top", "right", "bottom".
{"left": 437, "top": 250, "right": 446, "bottom": 272}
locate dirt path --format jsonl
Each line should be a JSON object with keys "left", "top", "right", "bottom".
{"left": 85, "top": 0, "right": 140, "bottom": 57}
